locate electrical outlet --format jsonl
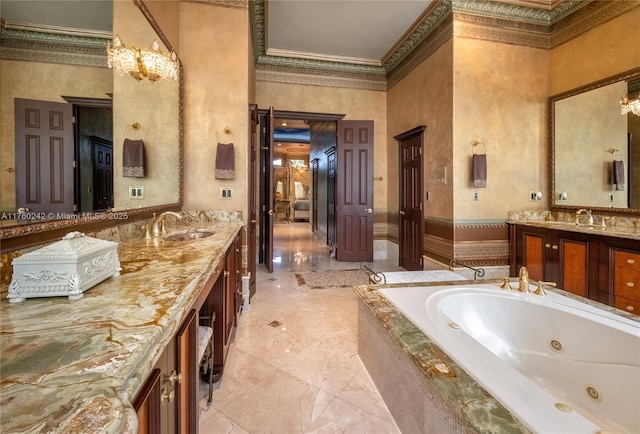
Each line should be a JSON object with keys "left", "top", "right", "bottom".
{"left": 472, "top": 191, "right": 479, "bottom": 201}
{"left": 530, "top": 191, "right": 542, "bottom": 201}
{"left": 129, "top": 186, "right": 144, "bottom": 199}
{"left": 220, "top": 187, "right": 233, "bottom": 199}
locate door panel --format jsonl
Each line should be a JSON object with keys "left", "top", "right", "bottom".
{"left": 92, "top": 137, "right": 113, "bottom": 211}
{"left": 248, "top": 104, "right": 258, "bottom": 296}
{"left": 15, "top": 98, "right": 74, "bottom": 217}
{"left": 336, "top": 120, "right": 373, "bottom": 262}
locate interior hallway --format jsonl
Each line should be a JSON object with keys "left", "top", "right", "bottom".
{"left": 198, "top": 222, "right": 403, "bottom": 433}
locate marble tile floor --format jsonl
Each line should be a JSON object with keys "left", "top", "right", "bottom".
{"left": 198, "top": 222, "right": 404, "bottom": 434}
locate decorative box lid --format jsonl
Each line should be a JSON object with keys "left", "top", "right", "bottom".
{"left": 13, "top": 231, "right": 119, "bottom": 264}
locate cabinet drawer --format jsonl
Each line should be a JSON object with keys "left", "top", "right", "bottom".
{"left": 614, "top": 296, "right": 640, "bottom": 315}
{"left": 613, "top": 267, "right": 640, "bottom": 300}
{"left": 614, "top": 250, "right": 640, "bottom": 271}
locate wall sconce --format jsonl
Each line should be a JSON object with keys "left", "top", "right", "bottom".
{"left": 620, "top": 93, "right": 640, "bottom": 116}
{"left": 107, "top": 35, "right": 179, "bottom": 82}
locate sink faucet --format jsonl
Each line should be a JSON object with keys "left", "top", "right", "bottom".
{"left": 151, "top": 211, "right": 182, "bottom": 237}
{"left": 575, "top": 208, "right": 593, "bottom": 226}
{"left": 518, "top": 266, "right": 530, "bottom": 293}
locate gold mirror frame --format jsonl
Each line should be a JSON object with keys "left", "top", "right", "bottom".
{"left": 0, "top": 0, "right": 183, "bottom": 253}
{"left": 550, "top": 66, "right": 640, "bottom": 216}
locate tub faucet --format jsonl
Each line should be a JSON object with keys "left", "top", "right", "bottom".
{"left": 518, "top": 266, "right": 530, "bottom": 293}
{"left": 575, "top": 208, "right": 593, "bottom": 226}
{"left": 151, "top": 211, "right": 182, "bottom": 237}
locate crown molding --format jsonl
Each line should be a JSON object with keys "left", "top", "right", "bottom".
{"left": 185, "top": 0, "right": 247, "bottom": 8}
{"left": 255, "top": 68, "right": 387, "bottom": 92}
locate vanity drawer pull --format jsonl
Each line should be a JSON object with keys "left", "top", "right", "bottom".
{"left": 627, "top": 305, "right": 635, "bottom": 312}
{"left": 626, "top": 282, "right": 635, "bottom": 288}
{"left": 627, "top": 259, "right": 636, "bottom": 265}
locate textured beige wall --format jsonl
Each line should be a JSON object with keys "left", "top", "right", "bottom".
{"left": 255, "top": 81, "right": 387, "bottom": 207}
{"left": 387, "top": 40, "right": 454, "bottom": 221}
{"left": 550, "top": 7, "right": 640, "bottom": 95}
{"left": 0, "top": 60, "right": 112, "bottom": 211}
{"left": 180, "top": 2, "right": 249, "bottom": 213}
{"left": 453, "top": 37, "right": 549, "bottom": 221}
{"left": 113, "top": 0, "right": 180, "bottom": 210}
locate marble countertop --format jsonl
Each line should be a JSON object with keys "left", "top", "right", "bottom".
{"left": 508, "top": 219, "right": 640, "bottom": 240}
{"left": 0, "top": 221, "right": 243, "bottom": 433}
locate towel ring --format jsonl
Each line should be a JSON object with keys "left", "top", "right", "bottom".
{"left": 607, "top": 148, "right": 623, "bottom": 161}
{"left": 471, "top": 140, "right": 486, "bottom": 155}
{"left": 123, "top": 122, "right": 146, "bottom": 140}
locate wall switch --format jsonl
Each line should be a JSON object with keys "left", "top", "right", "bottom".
{"left": 559, "top": 192, "right": 567, "bottom": 201}
{"left": 425, "top": 191, "right": 430, "bottom": 200}
{"left": 609, "top": 193, "right": 615, "bottom": 202}
{"left": 129, "top": 186, "right": 144, "bottom": 199}
{"left": 472, "top": 191, "right": 479, "bottom": 201}
{"left": 530, "top": 191, "right": 542, "bottom": 201}
{"left": 220, "top": 187, "right": 233, "bottom": 199}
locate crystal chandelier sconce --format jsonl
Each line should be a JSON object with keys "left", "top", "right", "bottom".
{"left": 620, "top": 93, "right": 640, "bottom": 116}
{"left": 107, "top": 36, "right": 179, "bottom": 82}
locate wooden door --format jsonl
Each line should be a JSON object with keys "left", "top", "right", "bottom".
{"left": 175, "top": 309, "right": 197, "bottom": 434}
{"left": 15, "top": 98, "right": 74, "bottom": 217}
{"left": 133, "top": 368, "right": 162, "bottom": 434}
{"left": 259, "top": 107, "right": 275, "bottom": 272}
{"left": 326, "top": 148, "right": 336, "bottom": 252}
{"left": 335, "top": 120, "right": 374, "bottom": 262}
{"left": 92, "top": 137, "right": 113, "bottom": 211}
{"left": 311, "top": 158, "right": 319, "bottom": 231}
{"left": 396, "top": 126, "right": 425, "bottom": 270}
{"left": 247, "top": 104, "right": 258, "bottom": 297}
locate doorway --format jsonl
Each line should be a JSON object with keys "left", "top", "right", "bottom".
{"left": 257, "top": 109, "right": 375, "bottom": 272}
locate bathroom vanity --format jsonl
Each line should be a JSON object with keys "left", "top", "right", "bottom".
{"left": 509, "top": 221, "right": 640, "bottom": 314}
{"left": 0, "top": 219, "right": 243, "bottom": 433}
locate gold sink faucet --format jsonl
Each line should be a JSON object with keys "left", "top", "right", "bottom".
{"left": 151, "top": 211, "right": 183, "bottom": 237}
{"left": 575, "top": 208, "right": 593, "bottom": 226}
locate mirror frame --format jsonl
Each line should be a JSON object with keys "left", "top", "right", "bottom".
{"left": 0, "top": 0, "right": 183, "bottom": 253}
{"left": 550, "top": 66, "right": 640, "bottom": 215}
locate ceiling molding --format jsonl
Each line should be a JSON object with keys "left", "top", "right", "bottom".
{"left": 185, "top": 0, "right": 247, "bottom": 8}
{"left": 252, "top": 0, "right": 639, "bottom": 89}
{"left": 0, "top": 26, "right": 108, "bottom": 67}
{"left": 255, "top": 69, "right": 387, "bottom": 92}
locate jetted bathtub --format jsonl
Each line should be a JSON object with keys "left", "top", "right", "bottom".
{"left": 378, "top": 283, "right": 640, "bottom": 434}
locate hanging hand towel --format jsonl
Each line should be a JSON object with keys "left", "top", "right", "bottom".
{"left": 472, "top": 154, "right": 487, "bottom": 188}
{"left": 123, "top": 139, "right": 145, "bottom": 177}
{"left": 611, "top": 160, "right": 625, "bottom": 191}
{"left": 215, "top": 143, "right": 235, "bottom": 179}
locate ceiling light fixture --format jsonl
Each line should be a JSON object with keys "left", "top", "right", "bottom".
{"left": 107, "top": 35, "right": 179, "bottom": 82}
{"left": 620, "top": 93, "right": 640, "bottom": 116}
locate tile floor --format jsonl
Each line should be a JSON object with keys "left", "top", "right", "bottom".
{"left": 198, "top": 222, "right": 404, "bottom": 433}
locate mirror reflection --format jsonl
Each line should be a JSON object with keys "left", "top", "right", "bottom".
{"left": 0, "top": 0, "right": 180, "bottom": 225}
{"left": 552, "top": 69, "right": 640, "bottom": 212}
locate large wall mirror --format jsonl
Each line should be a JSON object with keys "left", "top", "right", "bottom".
{"left": 551, "top": 67, "right": 640, "bottom": 214}
{"left": 1, "top": 0, "right": 182, "bottom": 246}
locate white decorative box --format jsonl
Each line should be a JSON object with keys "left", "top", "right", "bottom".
{"left": 8, "top": 232, "right": 121, "bottom": 303}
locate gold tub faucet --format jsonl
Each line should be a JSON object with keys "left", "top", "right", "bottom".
{"left": 518, "top": 266, "right": 530, "bottom": 293}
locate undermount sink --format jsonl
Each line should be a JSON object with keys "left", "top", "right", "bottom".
{"left": 163, "top": 229, "right": 214, "bottom": 242}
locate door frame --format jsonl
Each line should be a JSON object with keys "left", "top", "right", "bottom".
{"left": 257, "top": 109, "right": 344, "bottom": 272}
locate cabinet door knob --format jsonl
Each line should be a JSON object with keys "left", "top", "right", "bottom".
{"left": 627, "top": 258, "right": 635, "bottom": 265}
{"left": 161, "top": 388, "right": 175, "bottom": 404}
{"left": 545, "top": 243, "right": 551, "bottom": 248}
{"left": 626, "top": 282, "right": 634, "bottom": 288}
{"left": 552, "top": 245, "right": 558, "bottom": 250}
{"left": 626, "top": 305, "right": 635, "bottom": 312}
{"left": 168, "top": 370, "right": 182, "bottom": 385}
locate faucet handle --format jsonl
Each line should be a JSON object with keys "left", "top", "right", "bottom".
{"left": 497, "top": 277, "right": 511, "bottom": 290}
{"left": 534, "top": 281, "right": 556, "bottom": 296}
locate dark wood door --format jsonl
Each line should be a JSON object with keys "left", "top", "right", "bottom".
{"left": 175, "top": 309, "right": 197, "bottom": 434}
{"left": 15, "top": 98, "right": 74, "bottom": 217}
{"left": 335, "top": 120, "right": 374, "bottom": 262}
{"left": 265, "top": 107, "right": 275, "bottom": 272}
{"left": 311, "top": 158, "right": 319, "bottom": 231}
{"left": 92, "top": 137, "right": 113, "bottom": 211}
{"left": 396, "top": 126, "right": 425, "bottom": 270}
{"left": 247, "top": 104, "right": 258, "bottom": 297}
{"left": 326, "top": 148, "right": 336, "bottom": 253}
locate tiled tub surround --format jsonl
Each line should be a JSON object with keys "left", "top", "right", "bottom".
{"left": 0, "top": 218, "right": 243, "bottom": 433}
{"left": 355, "top": 280, "right": 640, "bottom": 434}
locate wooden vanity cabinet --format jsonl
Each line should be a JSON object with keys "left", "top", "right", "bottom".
{"left": 134, "top": 309, "right": 198, "bottom": 434}
{"left": 598, "top": 237, "right": 640, "bottom": 315}
{"left": 510, "top": 224, "right": 598, "bottom": 299}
